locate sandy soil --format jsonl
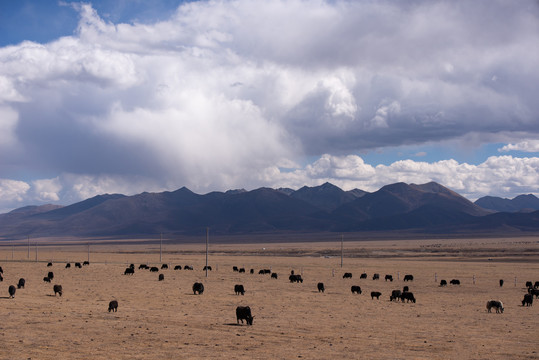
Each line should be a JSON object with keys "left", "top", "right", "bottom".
{"left": 0, "top": 237, "right": 538, "bottom": 359}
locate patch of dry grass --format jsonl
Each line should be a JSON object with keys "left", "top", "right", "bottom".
{"left": 0, "top": 237, "right": 538, "bottom": 359}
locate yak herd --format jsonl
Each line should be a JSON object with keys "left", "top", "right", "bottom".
{"left": 1, "top": 262, "right": 537, "bottom": 326}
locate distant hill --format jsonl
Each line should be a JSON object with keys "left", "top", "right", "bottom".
{"left": 475, "top": 194, "right": 539, "bottom": 212}
{"left": 0, "top": 182, "right": 538, "bottom": 239}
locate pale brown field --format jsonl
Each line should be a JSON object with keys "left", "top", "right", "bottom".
{"left": 0, "top": 236, "right": 538, "bottom": 360}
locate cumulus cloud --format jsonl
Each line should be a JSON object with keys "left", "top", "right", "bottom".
{"left": 498, "top": 140, "right": 539, "bottom": 153}
{"left": 0, "top": 1, "right": 538, "bottom": 211}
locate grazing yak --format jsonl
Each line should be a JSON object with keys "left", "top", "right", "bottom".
{"left": 236, "top": 306, "right": 254, "bottom": 325}
{"left": 233, "top": 266, "right": 239, "bottom": 272}
{"left": 43, "top": 276, "right": 51, "bottom": 283}
{"left": 203, "top": 266, "right": 212, "bottom": 271}
{"left": 8, "top": 285, "right": 16, "bottom": 298}
{"left": 239, "top": 268, "right": 246, "bottom": 273}
{"left": 234, "top": 284, "right": 245, "bottom": 295}
{"left": 522, "top": 294, "right": 533, "bottom": 306}
{"left": 499, "top": 279, "right": 504, "bottom": 287}
{"left": 184, "top": 265, "right": 194, "bottom": 270}
{"left": 250, "top": 269, "right": 254, "bottom": 274}
{"left": 450, "top": 279, "right": 460, "bottom": 285}
{"left": 53, "top": 284, "right": 63, "bottom": 296}
{"left": 343, "top": 273, "right": 353, "bottom": 279}
{"left": 17, "top": 278, "right": 25, "bottom": 289}
{"left": 525, "top": 281, "right": 533, "bottom": 288}
{"left": 402, "top": 286, "right": 409, "bottom": 292}
{"left": 83, "top": 261, "right": 89, "bottom": 266}
{"left": 317, "top": 283, "right": 325, "bottom": 293}
{"left": 47, "top": 262, "right": 53, "bottom": 267}
{"left": 390, "top": 290, "right": 402, "bottom": 301}
{"left": 47, "top": 272, "right": 54, "bottom": 280}
{"left": 65, "top": 263, "right": 71, "bottom": 269}
{"left": 528, "top": 288, "right": 539, "bottom": 298}
{"left": 403, "top": 274, "right": 414, "bottom": 282}
{"left": 535, "top": 281, "right": 539, "bottom": 289}
{"left": 360, "top": 273, "right": 367, "bottom": 279}
{"left": 0, "top": 274, "right": 3, "bottom": 282}
{"left": 124, "top": 268, "right": 134, "bottom": 275}
{"left": 192, "top": 282, "right": 204, "bottom": 295}
{"left": 400, "top": 291, "right": 416, "bottom": 303}
{"left": 289, "top": 274, "right": 303, "bottom": 283}
{"left": 271, "top": 273, "right": 278, "bottom": 279}
{"left": 0, "top": 266, "right": 3, "bottom": 273}
{"left": 370, "top": 291, "right": 382, "bottom": 299}
{"left": 351, "top": 286, "right": 362, "bottom": 294}
{"left": 139, "top": 264, "right": 149, "bottom": 270}
{"left": 385, "top": 274, "right": 393, "bottom": 282}
{"left": 149, "top": 267, "right": 159, "bottom": 272}
{"left": 75, "top": 262, "right": 82, "bottom": 268}
{"left": 129, "top": 264, "right": 135, "bottom": 269}
{"left": 174, "top": 265, "right": 182, "bottom": 270}
{"left": 372, "top": 273, "right": 380, "bottom": 280}
{"left": 440, "top": 280, "right": 447, "bottom": 287}
{"left": 158, "top": 274, "right": 164, "bottom": 281}
{"left": 108, "top": 300, "right": 118, "bottom": 312}
{"left": 486, "top": 300, "right": 503, "bottom": 313}
{"left": 161, "top": 264, "right": 168, "bottom": 269}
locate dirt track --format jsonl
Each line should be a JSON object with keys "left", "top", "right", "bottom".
{"left": 0, "top": 237, "right": 538, "bottom": 359}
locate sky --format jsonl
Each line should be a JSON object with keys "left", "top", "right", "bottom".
{"left": 0, "top": 0, "right": 538, "bottom": 213}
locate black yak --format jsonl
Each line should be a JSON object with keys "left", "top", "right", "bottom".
{"left": 372, "top": 273, "right": 380, "bottom": 280}
{"left": 360, "top": 273, "right": 367, "bottom": 279}
{"left": 486, "top": 300, "right": 503, "bottom": 313}
{"left": 370, "top": 291, "right": 381, "bottom": 299}
{"left": 271, "top": 273, "right": 278, "bottom": 279}
{"left": 351, "top": 286, "right": 362, "bottom": 294}
{"left": 161, "top": 264, "right": 168, "bottom": 269}
{"left": 65, "top": 263, "right": 71, "bottom": 269}
{"left": 124, "top": 268, "right": 134, "bottom": 275}
{"left": 385, "top": 274, "right": 393, "bottom": 282}
{"left": 440, "top": 280, "right": 447, "bottom": 286}
{"left": 522, "top": 294, "right": 533, "bottom": 307}
{"left": 317, "top": 282, "right": 325, "bottom": 293}
{"left": 174, "top": 265, "right": 182, "bottom": 270}
{"left": 234, "top": 284, "right": 245, "bottom": 295}
{"left": 236, "top": 306, "right": 254, "bottom": 325}
{"left": 150, "top": 267, "right": 159, "bottom": 272}
{"left": 403, "top": 274, "right": 414, "bottom": 282}
{"left": 43, "top": 276, "right": 51, "bottom": 283}
{"left": 401, "top": 291, "right": 416, "bottom": 303}
{"left": 390, "top": 290, "right": 401, "bottom": 301}
{"left": 17, "top": 278, "right": 25, "bottom": 289}
{"left": 47, "top": 272, "right": 54, "bottom": 280}
{"left": 193, "top": 282, "right": 204, "bottom": 295}
{"left": 8, "top": 285, "right": 16, "bottom": 298}
{"left": 53, "top": 284, "right": 63, "bottom": 296}
{"left": 158, "top": 274, "right": 164, "bottom": 281}
{"left": 450, "top": 279, "right": 460, "bottom": 285}
{"left": 108, "top": 300, "right": 118, "bottom": 312}
{"left": 343, "top": 273, "right": 352, "bottom": 279}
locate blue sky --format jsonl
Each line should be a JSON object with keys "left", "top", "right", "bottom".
{"left": 0, "top": 0, "right": 538, "bottom": 213}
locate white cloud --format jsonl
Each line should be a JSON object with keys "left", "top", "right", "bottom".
{"left": 498, "top": 140, "right": 539, "bottom": 153}
{"left": 0, "top": 1, "right": 538, "bottom": 211}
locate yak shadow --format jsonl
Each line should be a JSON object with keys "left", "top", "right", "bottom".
{"left": 224, "top": 323, "right": 243, "bottom": 327}
{"left": 0, "top": 296, "right": 13, "bottom": 299}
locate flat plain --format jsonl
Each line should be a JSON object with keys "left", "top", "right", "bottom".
{"left": 0, "top": 236, "right": 538, "bottom": 359}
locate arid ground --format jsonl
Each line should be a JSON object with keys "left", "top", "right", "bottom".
{"left": 0, "top": 236, "right": 538, "bottom": 359}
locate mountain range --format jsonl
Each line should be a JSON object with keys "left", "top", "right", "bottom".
{"left": 0, "top": 182, "right": 538, "bottom": 240}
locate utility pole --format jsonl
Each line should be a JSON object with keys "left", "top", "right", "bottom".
{"left": 340, "top": 234, "right": 344, "bottom": 268}
{"left": 205, "top": 227, "right": 209, "bottom": 278}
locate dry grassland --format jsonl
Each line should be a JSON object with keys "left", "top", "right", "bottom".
{"left": 0, "top": 236, "right": 538, "bottom": 359}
